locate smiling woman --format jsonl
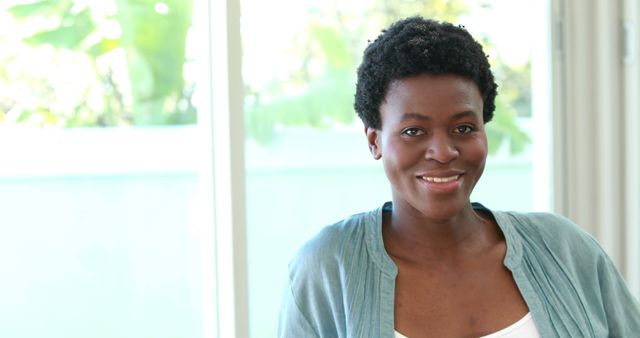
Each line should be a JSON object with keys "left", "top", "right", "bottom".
{"left": 278, "top": 16, "right": 640, "bottom": 338}
{"left": 242, "top": 1, "right": 550, "bottom": 336}
{"left": 367, "top": 74, "right": 488, "bottom": 222}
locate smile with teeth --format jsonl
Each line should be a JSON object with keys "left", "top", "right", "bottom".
{"left": 421, "top": 175, "right": 460, "bottom": 183}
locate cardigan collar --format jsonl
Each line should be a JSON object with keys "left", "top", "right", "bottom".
{"left": 363, "top": 201, "right": 524, "bottom": 278}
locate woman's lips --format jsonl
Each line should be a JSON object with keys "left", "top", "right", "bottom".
{"left": 417, "top": 174, "right": 463, "bottom": 193}
{"left": 420, "top": 175, "right": 460, "bottom": 183}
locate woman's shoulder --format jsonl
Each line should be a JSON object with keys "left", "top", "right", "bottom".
{"left": 493, "top": 210, "right": 640, "bottom": 334}
{"left": 287, "top": 207, "right": 379, "bottom": 277}
{"left": 493, "top": 210, "right": 609, "bottom": 268}
{"left": 496, "top": 210, "right": 597, "bottom": 246}
{"left": 282, "top": 207, "right": 382, "bottom": 330}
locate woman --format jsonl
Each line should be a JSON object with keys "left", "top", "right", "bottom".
{"left": 279, "top": 17, "right": 640, "bottom": 337}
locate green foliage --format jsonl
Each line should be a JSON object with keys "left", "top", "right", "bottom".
{"left": 376, "top": 0, "right": 469, "bottom": 24}
{"left": 4, "top": 0, "right": 195, "bottom": 127}
{"left": 246, "top": 24, "right": 355, "bottom": 143}
{"left": 5, "top": 0, "right": 533, "bottom": 156}
{"left": 87, "top": 38, "right": 120, "bottom": 58}
{"left": 7, "top": 0, "right": 64, "bottom": 18}
{"left": 245, "top": 0, "right": 532, "bottom": 155}
{"left": 116, "top": 0, "right": 194, "bottom": 124}
{"left": 26, "top": 8, "right": 95, "bottom": 49}
{"left": 309, "top": 25, "right": 351, "bottom": 71}
{"left": 486, "top": 95, "right": 531, "bottom": 154}
{"left": 493, "top": 60, "right": 532, "bottom": 117}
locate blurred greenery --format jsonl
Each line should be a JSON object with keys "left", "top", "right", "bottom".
{"left": 3, "top": 0, "right": 531, "bottom": 155}
{"left": 3, "top": 0, "right": 195, "bottom": 127}
{"left": 245, "top": 0, "right": 531, "bottom": 154}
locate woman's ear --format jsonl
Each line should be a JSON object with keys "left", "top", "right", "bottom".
{"left": 365, "top": 126, "right": 382, "bottom": 160}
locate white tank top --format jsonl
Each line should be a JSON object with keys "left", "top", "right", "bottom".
{"left": 394, "top": 312, "right": 540, "bottom": 338}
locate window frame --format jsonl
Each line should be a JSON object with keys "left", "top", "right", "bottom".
{"left": 203, "top": 0, "right": 249, "bottom": 337}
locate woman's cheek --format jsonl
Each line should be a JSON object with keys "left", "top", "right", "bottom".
{"left": 467, "top": 135, "right": 489, "bottom": 165}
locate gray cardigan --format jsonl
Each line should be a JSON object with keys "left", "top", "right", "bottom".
{"left": 279, "top": 202, "right": 640, "bottom": 337}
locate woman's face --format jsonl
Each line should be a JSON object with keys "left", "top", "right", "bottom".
{"left": 366, "top": 74, "right": 488, "bottom": 221}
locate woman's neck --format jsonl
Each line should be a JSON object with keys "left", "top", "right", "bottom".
{"left": 383, "top": 200, "right": 501, "bottom": 263}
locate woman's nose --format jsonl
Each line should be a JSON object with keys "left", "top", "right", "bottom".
{"left": 424, "top": 134, "right": 459, "bottom": 163}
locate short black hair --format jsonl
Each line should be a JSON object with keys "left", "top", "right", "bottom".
{"left": 354, "top": 16, "right": 497, "bottom": 129}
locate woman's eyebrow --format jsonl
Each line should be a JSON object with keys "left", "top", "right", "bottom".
{"left": 451, "top": 111, "right": 478, "bottom": 120}
{"left": 399, "top": 110, "right": 478, "bottom": 122}
{"left": 400, "top": 112, "right": 430, "bottom": 121}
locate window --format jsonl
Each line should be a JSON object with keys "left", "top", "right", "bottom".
{"left": 1, "top": 1, "right": 196, "bottom": 127}
{"left": 0, "top": 1, "right": 215, "bottom": 337}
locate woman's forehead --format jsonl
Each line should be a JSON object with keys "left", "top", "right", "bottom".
{"left": 384, "top": 74, "right": 483, "bottom": 107}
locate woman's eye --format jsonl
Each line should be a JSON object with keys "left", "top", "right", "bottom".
{"left": 401, "top": 128, "right": 425, "bottom": 137}
{"left": 454, "top": 125, "right": 475, "bottom": 135}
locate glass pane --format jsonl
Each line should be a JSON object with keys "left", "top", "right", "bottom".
{"left": 242, "top": 0, "right": 550, "bottom": 336}
{"left": 1, "top": 0, "right": 196, "bottom": 127}
{"left": 0, "top": 1, "right": 212, "bottom": 337}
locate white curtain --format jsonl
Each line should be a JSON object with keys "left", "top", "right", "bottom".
{"left": 553, "top": 0, "right": 640, "bottom": 295}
